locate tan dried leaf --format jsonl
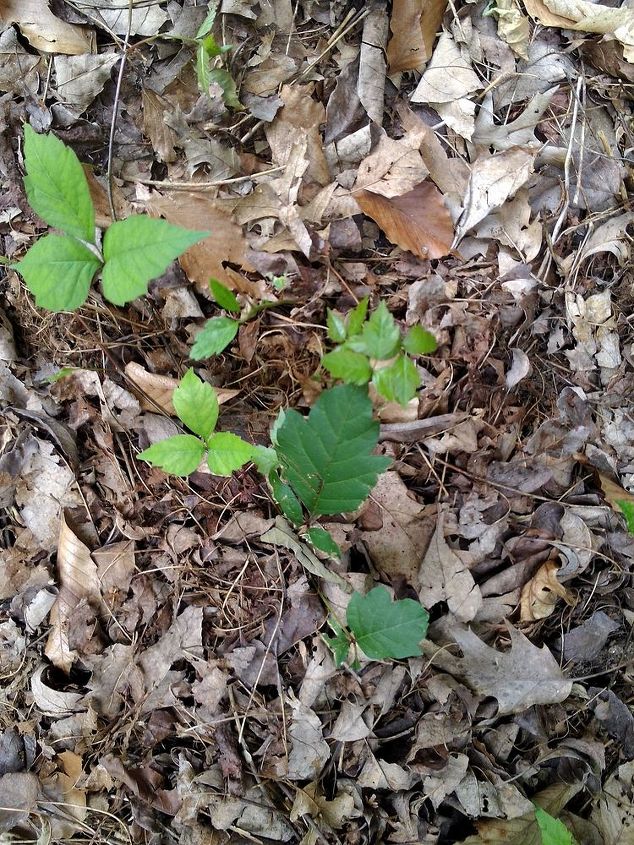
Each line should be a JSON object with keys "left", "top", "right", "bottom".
{"left": 0, "top": 771, "right": 40, "bottom": 833}
{"left": 591, "top": 761, "right": 634, "bottom": 844}
{"left": 520, "top": 559, "right": 574, "bottom": 621}
{"left": 494, "top": 0, "right": 530, "bottom": 59}
{"left": 124, "top": 362, "right": 239, "bottom": 415}
{"left": 418, "top": 513, "right": 482, "bottom": 622}
{"left": 142, "top": 88, "right": 178, "bottom": 164}
{"left": 387, "top": 0, "right": 449, "bottom": 73}
{"left": 526, "top": 0, "right": 634, "bottom": 60}
{"left": 45, "top": 512, "right": 102, "bottom": 673}
{"left": 355, "top": 181, "right": 453, "bottom": 260}
{"left": 354, "top": 129, "right": 429, "bottom": 198}
{"left": 144, "top": 191, "right": 257, "bottom": 294}
{"left": 358, "top": 6, "right": 389, "bottom": 123}
{"left": 54, "top": 54, "right": 119, "bottom": 114}
{"left": 0, "top": 0, "right": 94, "bottom": 54}
{"left": 265, "top": 84, "right": 329, "bottom": 186}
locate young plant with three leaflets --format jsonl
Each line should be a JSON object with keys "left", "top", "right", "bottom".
{"left": 322, "top": 298, "right": 437, "bottom": 406}
{"left": 12, "top": 126, "right": 206, "bottom": 312}
{"left": 138, "top": 369, "right": 257, "bottom": 477}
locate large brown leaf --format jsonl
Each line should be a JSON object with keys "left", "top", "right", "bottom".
{"left": 387, "top": 0, "right": 449, "bottom": 73}
{"left": 355, "top": 180, "right": 453, "bottom": 259}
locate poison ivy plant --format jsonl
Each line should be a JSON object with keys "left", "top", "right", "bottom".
{"left": 322, "top": 299, "right": 437, "bottom": 406}
{"left": 194, "top": 2, "right": 241, "bottom": 109}
{"left": 138, "top": 369, "right": 255, "bottom": 477}
{"left": 325, "top": 586, "right": 429, "bottom": 665}
{"left": 534, "top": 805, "right": 578, "bottom": 845}
{"left": 617, "top": 499, "right": 634, "bottom": 534}
{"left": 12, "top": 126, "right": 206, "bottom": 312}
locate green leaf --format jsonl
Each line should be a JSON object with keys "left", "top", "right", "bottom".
{"left": 372, "top": 354, "right": 420, "bottom": 405}
{"left": 138, "top": 434, "right": 205, "bottom": 477}
{"left": 324, "top": 618, "right": 350, "bottom": 666}
{"left": 23, "top": 125, "right": 95, "bottom": 242}
{"left": 327, "top": 309, "right": 347, "bottom": 343}
{"left": 617, "top": 500, "right": 634, "bottom": 534}
{"left": 252, "top": 445, "right": 279, "bottom": 476}
{"left": 348, "top": 301, "right": 401, "bottom": 359}
{"left": 305, "top": 526, "right": 340, "bottom": 558}
{"left": 347, "top": 586, "right": 429, "bottom": 660}
{"left": 402, "top": 325, "right": 437, "bottom": 355}
{"left": 269, "top": 470, "right": 304, "bottom": 525}
{"left": 172, "top": 368, "right": 218, "bottom": 441}
{"left": 196, "top": 2, "right": 218, "bottom": 39}
{"left": 207, "top": 432, "right": 254, "bottom": 476}
{"left": 346, "top": 296, "right": 369, "bottom": 336}
{"left": 208, "top": 68, "right": 241, "bottom": 109}
{"left": 275, "top": 384, "right": 391, "bottom": 517}
{"left": 13, "top": 234, "right": 101, "bottom": 311}
{"left": 196, "top": 42, "right": 211, "bottom": 92}
{"left": 534, "top": 805, "right": 577, "bottom": 845}
{"left": 190, "top": 316, "right": 239, "bottom": 360}
{"left": 101, "top": 216, "right": 207, "bottom": 306}
{"left": 209, "top": 279, "right": 240, "bottom": 313}
{"left": 322, "top": 348, "right": 372, "bottom": 385}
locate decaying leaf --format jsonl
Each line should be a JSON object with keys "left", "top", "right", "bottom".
{"left": 418, "top": 513, "right": 483, "bottom": 622}
{"left": 45, "top": 512, "right": 102, "bottom": 673}
{"left": 54, "top": 54, "right": 119, "bottom": 115}
{"left": 358, "top": 6, "right": 389, "bottom": 123}
{"left": 591, "top": 761, "right": 634, "bottom": 844}
{"left": 520, "top": 559, "right": 574, "bottom": 621}
{"left": 387, "top": 0, "right": 449, "bottom": 73}
{"left": 492, "top": 0, "right": 530, "bottom": 58}
{"left": 355, "top": 180, "right": 454, "bottom": 259}
{"left": 449, "top": 623, "right": 573, "bottom": 714}
{"left": 0, "top": 0, "right": 94, "bottom": 54}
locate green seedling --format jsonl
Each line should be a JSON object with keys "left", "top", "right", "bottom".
{"left": 138, "top": 368, "right": 259, "bottom": 477}
{"left": 191, "top": 279, "right": 282, "bottom": 360}
{"left": 322, "top": 298, "right": 437, "bottom": 406}
{"left": 325, "top": 586, "right": 429, "bottom": 666}
{"left": 534, "top": 805, "right": 578, "bottom": 845}
{"left": 13, "top": 126, "right": 206, "bottom": 312}
{"left": 194, "top": 2, "right": 241, "bottom": 108}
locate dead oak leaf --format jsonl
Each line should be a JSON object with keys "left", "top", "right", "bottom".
{"left": 355, "top": 181, "right": 453, "bottom": 260}
{"left": 520, "top": 559, "right": 573, "bottom": 621}
{"left": 418, "top": 513, "right": 482, "bottom": 622}
{"left": 451, "top": 623, "right": 572, "bottom": 715}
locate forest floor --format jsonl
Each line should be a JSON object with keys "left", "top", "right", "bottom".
{"left": 1, "top": 0, "right": 634, "bottom": 843}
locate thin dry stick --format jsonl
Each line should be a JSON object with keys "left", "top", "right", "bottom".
{"left": 107, "top": 0, "right": 134, "bottom": 221}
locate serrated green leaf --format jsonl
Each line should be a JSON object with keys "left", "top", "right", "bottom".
{"left": 348, "top": 301, "right": 401, "bottom": 359}
{"left": 322, "top": 348, "right": 372, "bottom": 385}
{"left": 172, "top": 368, "right": 218, "bottom": 440}
{"left": 275, "top": 384, "right": 391, "bottom": 517}
{"left": 138, "top": 435, "right": 205, "bottom": 477}
{"left": 269, "top": 470, "right": 304, "bottom": 525}
{"left": 534, "top": 805, "right": 577, "bottom": 845}
{"left": 207, "top": 432, "right": 254, "bottom": 476}
{"left": 347, "top": 586, "right": 429, "bottom": 660}
{"left": 23, "top": 125, "right": 95, "bottom": 242}
{"left": 324, "top": 618, "right": 350, "bottom": 666}
{"left": 403, "top": 325, "right": 437, "bottom": 355}
{"left": 208, "top": 68, "right": 241, "bottom": 109}
{"left": 347, "top": 296, "right": 369, "bottom": 336}
{"left": 101, "top": 216, "right": 207, "bottom": 306}
{"left": 305, "top": 526, "right": 340, "bottom": 558}
{"left": 372, "top": 354, "right": 420, "bottom": 405}
{"left": 327, "top": 309, "right": 347, "bottom": 343}
{"left": 617, "top": 500, "right": 634, "bottom": 534}
{"left": 13, "top": 234, "right": 101, "bottom": 311}
{"left": 209, "top": 279, "right": 240, "bottom": 313}
{"left": 190, "top": 316, "right": 239, "bottom": 360}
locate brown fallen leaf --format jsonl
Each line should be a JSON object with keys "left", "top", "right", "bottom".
{"left": 520, "top": 559, "right": 574, "bottom": 621}
{"left": 0, "top": 0, "right": 94, "bottom": 54}
{"left": 387, "top": 0, "right": 449, "bottom": 73}
{"left": 142, "top": 88, "right": 178, "bottom": 164}
{"left": 355, "top": 180, "right": 453, "bottom": 260}
{"left": 45, "top": 512, "right": 102, "bottom": 673}
{"left": 143, "top": 190, "right": 257, "bottom": 294}
{"left": 124, "top": 363, "right": 239, "bottom": 415}
{"left": 525, "top": 0, "right": 634, "bottom": 60}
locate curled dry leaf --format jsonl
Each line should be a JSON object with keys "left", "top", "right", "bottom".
{"left": 387, "top": 0, "right": 449, "bottom": 73}
{"left": 355, "top": 180, "right": 454, "bottom": 260}
{"left": 520, "top": 559, "right": 574, "bottom": 621}
{"left": 45, "top": 512, "right": 102, "bottom": 673}
{"left": 124, "top": 363, "right": 239, "bottom": 415}
{"left": 493, "top": 0, "right": 530, "bottom": 58}
{"left": 0, "top": 0, "right": 94, "bottom": 54}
